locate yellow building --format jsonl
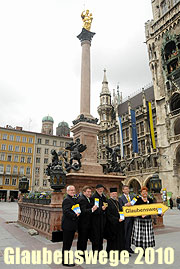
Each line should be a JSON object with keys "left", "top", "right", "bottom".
{"left": 0, "top": 126, "right": 35, "bottom": 200}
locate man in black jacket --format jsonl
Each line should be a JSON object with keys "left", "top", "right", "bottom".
{"left": 62, "top": 185, "right": 80, "bottom": 266}
{"left": 77, "top": 186, "right": 98, "bottom": 253}
{"left": 90, "top": 184, "right": 107, "bottom": 252}
{"left": 119, "top": 185, "right": 134, "bottom": 254}
{"left": 106, "top": 187, "right": 125, "bottom": 254}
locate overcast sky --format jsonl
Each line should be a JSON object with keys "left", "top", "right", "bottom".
{"left": 0, "top": 0, "right": 153, "bottom": 134}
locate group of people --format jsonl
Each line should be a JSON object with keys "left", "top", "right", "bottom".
{"left": 61, "top": 184, "right": 157, "bottom": 266}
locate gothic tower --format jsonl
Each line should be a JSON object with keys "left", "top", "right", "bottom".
{"left": 97, "top": 69, "right": 113, "bottom": 126}
{"left": 145, "top": 0, "right": 180, "bottom": 197}
{"left": 97, "top": 70, "right": 118, "bottom": 163}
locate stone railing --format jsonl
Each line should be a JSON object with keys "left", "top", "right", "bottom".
{"left": 169, "top": 134, "right": 180, "bottom": 143}
{"left": 22, "top": 198, "right": 51, "bottom": 205}
{"left": 126, "top": 167, "right": 158, "bottom": 175}
{"left": 18, "top": 192, "right": 64, "bottom": 240}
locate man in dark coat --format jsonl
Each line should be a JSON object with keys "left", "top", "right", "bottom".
{"left": 106, "top": 187, "right": 125, "bottom": 254}
{"left": 119, "top": 185, "right": 134, "bottom": 255}
{"left": 62, "top": 185, "right": 80, "bottom": 266}
{"left": 90, "top": 184, "right": 107, "bottom": 252}
{"left": 77, "top": 186, "right": 98, "bottom": 253}
{"left": 169, "top": 198, "right": 173, "bottom": 209}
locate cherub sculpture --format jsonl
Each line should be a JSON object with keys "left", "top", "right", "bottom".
{"left": 106, "top": 146, "right": 122, "bottom": 172}
{"left": 65, "top": 138, "right": 87, "bottom": 170}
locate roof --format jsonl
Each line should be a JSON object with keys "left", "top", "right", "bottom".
{"left": 58, "top": 121, "right": 69, "bottom": 128}
{"left": 118, "top": 86, "right": 154, "bottom": 116}
{"left": 42, "top": 116, "right": 54, "bottom": 123}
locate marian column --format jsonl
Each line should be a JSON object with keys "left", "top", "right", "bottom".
{"left": 71, "top": 10, "right": 102, "bottom": 174}
{"left": 79, "top": 30, "right": 94, "bottom": 117}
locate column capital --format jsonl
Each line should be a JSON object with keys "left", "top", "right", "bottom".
{"left": 77, "top": 28, "right": 96, "bottom": 43}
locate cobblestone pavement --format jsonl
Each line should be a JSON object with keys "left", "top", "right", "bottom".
{"left": 0, "top": 202, "right": 180, "bottom": 268}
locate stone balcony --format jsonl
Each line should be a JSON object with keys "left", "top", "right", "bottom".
{"left": 169, "top": 107, "right": 180, "bottom": 118}
{"left": 169, "top": 134, "right": 180, "bottom": 143}
{"left": 126, "top": 166, "right": 158, "bottom": 176}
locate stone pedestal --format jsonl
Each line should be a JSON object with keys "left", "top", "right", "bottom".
{"left": 67, "top": 173, "right": 126, "bottom": 194}
{"left": 18, "top": 193, "right": 23, "bottom": 203}
{"left": 50, "top": 191, "right": 64, "bottom": 207}
{"left": 71, "top": 121, "right": 103, "bottom": 174}
{"left": 49, "top": 192, "right": 65, "bottom": 232}
{"left": 152, "top": 193, "right": 164, "bottom": 228}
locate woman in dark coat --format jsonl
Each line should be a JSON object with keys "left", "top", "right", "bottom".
{"left": 131, "top": 186, "right": 155, "bottom": 256}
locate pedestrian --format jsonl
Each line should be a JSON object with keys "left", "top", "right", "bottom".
{"left": 106, "top": 187, "right": 125, "bottom": 255}
{"left": 90, "top": 184, "right": 107, "bottom": 252}
{"left": 61, "top": 185, "right": 80, "bottom": 267}
{"left": 131, "top": 186, "right": 160, "bottom": 256}
{"left": 176, "top": 196, "right": 180, "bottom": 210}
{"left": 77, "top": 186, "right": 98, "bottom": 255}
{"left": 169, "top": 198, "right": 173, "bottom": 209}
{"left": 119, "top": 185, "right": 135, "bottom": 255}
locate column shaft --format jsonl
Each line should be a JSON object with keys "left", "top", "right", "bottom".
{"left": 80, "top": 40, "right": 91, "bottom": 116}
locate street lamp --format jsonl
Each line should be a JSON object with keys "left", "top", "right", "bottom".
{"left": 48, "top": 164, "right": 66, "bottom": 192}
{"left": 18, "top": 176, "right": 29, "bottom": 193}
{"left": 150, "top": 173, "right": 162, "bottom": 193}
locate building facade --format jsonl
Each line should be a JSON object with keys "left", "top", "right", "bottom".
{"left": 0, "top": 119, "right": 73, "bottom": 199}
{"left": 98, "top": 1, "right": 180, "bottom": 199}
{"left": 97, "top": 71, "right": 158, "bottom": 194}
{"left": 33, "top": 132, "right": 72, "bottom": 192}
{"left": 145, "top": 0, "right": 180, "bottom": 198}
{"left": 0, "top": 126, "right": 35, "bottom": 200}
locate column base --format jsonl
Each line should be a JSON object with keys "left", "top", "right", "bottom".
{"left": 71, "top": 121, "right": 103, "bottom": 175}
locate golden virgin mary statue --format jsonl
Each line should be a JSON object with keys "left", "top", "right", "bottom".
{"left": 81, "top": 10, "right": 93, "bottom": 31}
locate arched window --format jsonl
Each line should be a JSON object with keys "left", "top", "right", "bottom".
{"left": 149, "top": 44, "right": 152, "bottom": 59}
{"left": 129, "top": 179, "right": 141, "bottom": 195}
{"left": 174, "top": 118, "right": 180, "bottom": 135}
{"left": 6, "top": 165, "right": 11, "bottom": 174}
{"left": 170, "top": 93, "right": 180, "bottom": 112}
{"left": 20, "top": 166, "right": 24, "bottom": 175}
{"left": 26, "top": 167, "right": 31, "bottom": 175}
{"left": 13, "top": 166, "right": 18, "bottom": 174}
{"left": 0, "top": 164, "right": 4, "bottom": 174}
{"left": 176, "top": 147, "right": 180, "bottom": 164}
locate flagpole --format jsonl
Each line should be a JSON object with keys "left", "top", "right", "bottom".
{"left": 118, "top": 115, "right": 124, "bottom": 160}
